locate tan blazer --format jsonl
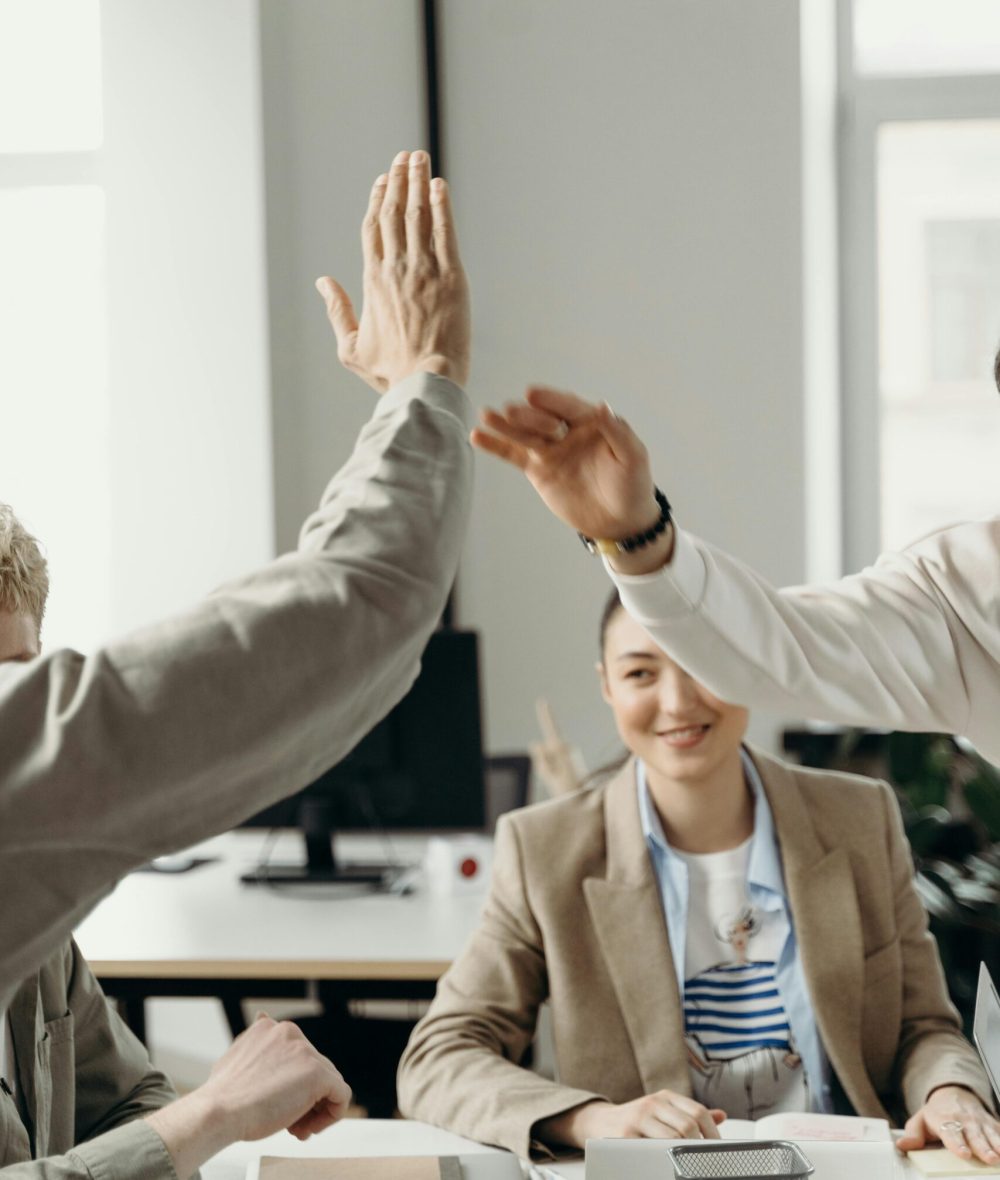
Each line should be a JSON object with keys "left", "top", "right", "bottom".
{"left": 397, "top": 749, "right": 991, "bottom": 1158}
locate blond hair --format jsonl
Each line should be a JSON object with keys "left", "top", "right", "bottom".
{"left": 0, "top": 504, "right": 49, "bottom": 633}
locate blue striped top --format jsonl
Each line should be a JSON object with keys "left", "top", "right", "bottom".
{"left": 684, "top": 961, "right": 792, "bottom": 1059}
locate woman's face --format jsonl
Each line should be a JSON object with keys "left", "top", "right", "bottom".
{"left": 599, "top": 606, "right": 749, "bottom": 787}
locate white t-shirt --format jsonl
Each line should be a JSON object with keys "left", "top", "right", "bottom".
{"left": 674, "top": 838, "right": 808, "bottom": 1119}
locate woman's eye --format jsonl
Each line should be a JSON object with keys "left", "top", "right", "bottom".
{"left": 624, "top": 668, "right": 652, "bottom": 681}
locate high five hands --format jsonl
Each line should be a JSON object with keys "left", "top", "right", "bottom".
{"left": 470, "top": 386, "right": 674, "bottom": 574}
{"left": 316, "top": 149, "right": 471, "bottom": 395}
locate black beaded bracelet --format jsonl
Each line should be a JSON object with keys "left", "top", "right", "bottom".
{"left": 578, "top": 487, "right": 672, "bottom": 557}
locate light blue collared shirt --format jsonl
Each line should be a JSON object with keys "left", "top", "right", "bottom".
{"left": 636, "top": 750, "right": 833, "bottom": 1112}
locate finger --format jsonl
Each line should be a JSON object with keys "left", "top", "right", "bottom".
{"left": 939, "top": 1124, "right": 973, "bottom": 1159}
{"left": 362, "top": 173, "right": 387, "bottom": 264}
{"left": 289, "top": 1096, "right": 344, "bottom": 1139}
{"left": 380, "top": 150, "right": 410, "bottom": 261}
{"left": 667, "top": 1095, "right": 723, "bottom": 1139}
{"left": 984, "top": 1123, "right": 1000, "bottom": 1159}
{"left": 406, "top": 150, "right": 431, "bottom": 264}
{"left": 430, "top": 177, "right": 461, "bottom": 272}
{"left": 536, "top": 698, "right": 565, "bottom": 744}
{"left": 505, "top": 402, "right": 571, "bottom": 439}
{"left": 635, "top": 1110, "right": 682, "bottom": 1139}
{"left": 315, "top": 278, "right": 359, "bottom": 359}
{"left": 469, "top": 427, "right": 530, "bottom": 470}
{"left": 596, "top": 400, "right": 647, "bottom": 466}
{"left": 896, "top": 1114, "right": 927, "bottom": 1154}
{"left": 479, "top": 406, "right": 555, "bottom": 448}
{"left": 525, "top": 384, "right": 598, "bottom": 424}
{"left": 963, "top": 1121, "right": 1000, "bottom": 1164}
{"left": 646, "top": 1101, "right": 702, "bottom": 1140}
{"left": 710, "top": 1110, "right": 727, "bottom": 1125}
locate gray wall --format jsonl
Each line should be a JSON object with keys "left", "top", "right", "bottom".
{"left": 261, "top": 0, "right": 425, "bottom": 549}
{"left": 263, "top": 0, "right": 810, "bottom": 767}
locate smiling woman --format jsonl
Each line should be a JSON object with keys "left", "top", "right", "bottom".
{"left": 397, "top": 591, "right": 1000, "bottom": 1166}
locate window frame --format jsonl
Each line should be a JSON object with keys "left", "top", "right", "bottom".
{"left": 838, "top": 0, "right": 1000, "bottom": 569}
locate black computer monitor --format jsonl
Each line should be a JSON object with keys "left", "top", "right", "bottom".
{"left": 239, "top": 628, "right": 485, "bottom": 886}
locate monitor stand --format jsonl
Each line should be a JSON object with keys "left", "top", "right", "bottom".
{"left": 240, "top": 799, "right": 394, "bottom": 888}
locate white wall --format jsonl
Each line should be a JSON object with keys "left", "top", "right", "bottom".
{"left": 261, "top": 1, "right": 832, "bottom": 767}
{"left": 439, "top": 0, "right": 809, "bottom": 765}
{"left": 260, "top": 0, "right": 426, "bottom": 550}
{"left": 102, "top": 0, "right": 274, "bottom": 633}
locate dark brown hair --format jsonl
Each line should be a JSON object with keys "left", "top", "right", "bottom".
{"left": 598, "top": 587, "right": 624, "bottom": 659}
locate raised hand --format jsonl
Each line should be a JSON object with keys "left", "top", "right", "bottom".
{"left": 471, "top": 386, "right": 661, "bottom": 548}
{"left": 529, "top": 697, "right": 587, "bottom": 797}
{"left": 316, "top": 149, "right": 470, "bottom": 394}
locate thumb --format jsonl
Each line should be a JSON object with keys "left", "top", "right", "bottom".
{"left": 595, "top": 401, "right": 646, "bottom": 467}
{"left": 897, "top": 1113, "right": 927, "bottom": 1153}
{"left": 710, "top": 1110, "right": 727, "bottom": 1125}
{"left": 315, "top": 277, "right": 359, "bottom": 355}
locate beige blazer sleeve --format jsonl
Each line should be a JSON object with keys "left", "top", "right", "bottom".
{"left": 610, "top": 520, "right": 1000, "bottom": 765}
{"left": 0, "top": 374, "right": 471, "bottom": 1005}
{"left": 397, "top": 814, "right": 606, "bottom": 1159}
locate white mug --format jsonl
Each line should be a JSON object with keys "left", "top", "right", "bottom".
{"left": 423, "top": 834, "right": 493, "bottom": 895}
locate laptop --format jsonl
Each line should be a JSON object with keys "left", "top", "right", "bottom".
{"left": 974, "top": 962, "right": 1000, "bottom": 1104}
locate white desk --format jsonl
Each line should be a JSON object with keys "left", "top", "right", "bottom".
{"left": 204, "top": 1119, "right": 583, "bottom": 1180}
{"left": 205, "top": 1120, "right": 939, "bottom": 1180}
{"left": 75, "top": 830, "right": 486, "bottom": 1041}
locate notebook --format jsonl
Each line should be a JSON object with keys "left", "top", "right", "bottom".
{"left": 257, "top": 1158, "right": 461, "bottom": 1180}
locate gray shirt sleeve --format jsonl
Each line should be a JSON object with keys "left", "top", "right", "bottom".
{"left": 0, "top": 373, "right": 472, "bottom": 1004}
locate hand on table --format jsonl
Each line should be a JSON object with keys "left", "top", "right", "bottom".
{"left": 897, "top": 1085, "right": 1000, "bottom": 1165}
{"left": 316, "top": 149, "right": 470, "bottom": 394}
{"left": 537, "top": 1090, "right": 726, "bottom": 1150}
{"left": 146, "top": 1014, "right": 352, "bottom": 1179}
{"left": 470, "top": 386, "right": 672, "bottom": 574}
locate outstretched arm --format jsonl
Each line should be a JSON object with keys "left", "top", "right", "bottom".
{"left": 0, "top": 150, "right": 473, "bottom": 1001}
{"left": 473, "top": 386, "right": 987, "bottom": 749}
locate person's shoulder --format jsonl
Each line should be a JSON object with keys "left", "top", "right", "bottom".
{"left": 752, "top": 745, "right": 893, "bottom": 824}
{"left": 500, "top": 777, "right": 610, "bottom": 841}
{"left": 890, "top": 517, "right": 1000, "bottom": 570}
{"left": 497, "top": 770, "right": 620, "bottom": 882}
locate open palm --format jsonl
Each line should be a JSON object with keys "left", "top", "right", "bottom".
{"left": 472, "top": 386, "right": 658, "bottom": 541}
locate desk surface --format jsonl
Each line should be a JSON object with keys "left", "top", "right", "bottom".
{"left": 204, "top": 1120, "right": 931, "bottom": 1180}
{"left": 75, "top": 832, "right": 486, "bottom": 981}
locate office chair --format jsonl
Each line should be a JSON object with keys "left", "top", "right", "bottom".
{"left": 483, "top": 753, "right": 532, "bottom": 831}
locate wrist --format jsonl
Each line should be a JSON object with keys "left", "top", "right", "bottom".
{"left": 579, "top": 489, "right": 671, "bottom": 566}
{"left": 146, "top": 1090, "right": 232, "bottom": 1179}
{"left": 541, "top": 1100, "right": 610, "bottom": 1149}
{"left": 927, "top": 1084, "right": 980, "bottom": 1105}
{"left": 388, "top": 355, "right": 468, "bottom": 391}
{"left": 607, "top": 521, "right": 675, "bottom": 576}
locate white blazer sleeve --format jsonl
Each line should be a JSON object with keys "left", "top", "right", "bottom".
{"left": 610, "top": 519, "right": 1000, "bottom": 765}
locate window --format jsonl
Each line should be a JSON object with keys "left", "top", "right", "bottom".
{"left": 840, "top": 0, "right": 1000, "bottom": 565}
{"left": 0, "top": 0, "right": 111, "bottom": 652}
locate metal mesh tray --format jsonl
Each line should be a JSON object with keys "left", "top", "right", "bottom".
{"left": 667, "top": 1140, "right": 815, "bottom": 1179}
